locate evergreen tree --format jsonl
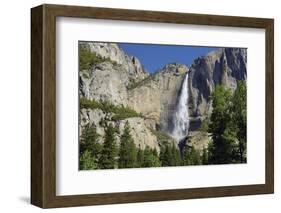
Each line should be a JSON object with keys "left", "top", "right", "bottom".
{"left": 98, "top": 123, "right": 117, "bottom": 169}
{"left": 142, "top": 146, "right": 161, "bottom": 167}
{"left": 208, "top": 81, "right": 247, "bottom": 164}
{"left": 171, "top": 143, "right": 182, "bottom": 166}
{"left": 118, "top": 121, "right": 137, "bottom": 168}
{"left": 160, "top": 145, "right": 173, "bottom": 166}
{"left": 202, "top": 148, "right": 209, "bottom": 165}
{"left": 79, "top": 150, "right": 98, "bottom": 170}
{"left": 208, "top": 85, "right": 236, "bottom": 164}
{"left": 159, "top": 143, "right": 182, "bottom": 167}
{"left": 152, "top": 148, "right": 158, "bottom": 157}
{"left": 79, "top": 123, "right": 101, "bottom": 170}
{"left": 136, "top": 146, "right": 144, "bottom": 168}
{"left": 183, "top": 146, "right": 201, "bottom": 165}
{"left": 231, "top": 81, "right": 247, "bottom": 163}
{"left": 159, "top": 145, "right": 165, "bottom": 165}
{"left": 80, "top": 123, "right": 101, "bottom": 155}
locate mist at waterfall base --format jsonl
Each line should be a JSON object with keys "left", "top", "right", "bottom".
{"left": 169, "top": 73, "right": 189, "bottom": 142}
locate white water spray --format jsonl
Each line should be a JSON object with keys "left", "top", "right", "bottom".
{"left": 171, "top": 73, "right": 189, "bottom": 142}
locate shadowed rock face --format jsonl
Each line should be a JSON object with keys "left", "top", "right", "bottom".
{"left": 79, "top": 42, "right": 247, "bottom": 151}
{"left": 188, "top": 48, "right": 247, "bottom": 129}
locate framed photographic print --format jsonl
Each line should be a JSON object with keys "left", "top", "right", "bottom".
{"left": 31, "top": 4, "right": 274, "bottom": 208}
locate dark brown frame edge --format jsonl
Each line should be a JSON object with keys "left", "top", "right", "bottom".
{"left": 31, "top": 4, "right": 274, "bottom": 208}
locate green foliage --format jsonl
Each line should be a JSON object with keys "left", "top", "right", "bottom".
{"left": 79, "top": 123, "right": 101, "bottom": 170}
{"left": 136, "top": 146, "right": 144, "bottom": 168}
{"left": 149, "top": 128, "right": 173, "bottom": 145}
{"left": 82, "top": 73, "right": 89, "bottom": 79}
{"left": 160, "top": 143, "right": 181, "bottom": 166}
{"left": 80, "top": 98, "right": 102, "bottom": 110}
{"left": 207, "top": 142, "right": 214, "bottom": 163}
{"left": 118, "top": 122, "right": 137, "bottom": 168}
{"left": 202, "top": 148, "right": 209, "bottom": 165}
{"left": 152, "top": 148, "right": 158, "bottom": 157}
{"left": 199, "top": 118, "right": 210, "bottom": 132}
{"left": 127, "top": 75, "right": 153, "bottom": 90}
{"left": 80, "top": 123, "right": 101, "bottom": 156}
{"left": 182, "top": 146, "right": 202, "bottom": 166}
{"left": 79, "top": 122, "right": 205, "bottom": 169}
{"left": 208, "top": 85, "right": 235, "bottom": 164}
{"left": 142, "top": 146, "right": 161, "bottom": 167}
{"left": 98, "top": 124, "right": 118, "bottom": 169}
{"left": 79, "top": 45, "right": 117, "bottom": 71}
{"left": 111, "top": 105, "right": 140, "bottom": 121}
{"left": 160, "top": 145, "right": 172, "bottom": 166}
{"left": 79, "top": 150, "right": 98, "bottom": 170}
{"left": 80, "top": 98, "right": 141, "bottom": 121}
{"left": 208, "top": 81, "right": 247, "bottom": 164}
{"left": 231, "top": 81, "right": 247, "bottom": 163}
{"left": 171, "top": 144, "right": 182, "bottom": 166}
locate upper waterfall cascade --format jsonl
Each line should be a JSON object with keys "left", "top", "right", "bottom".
{"left": 170, "top": 73, "right": 189, "bottom": 142}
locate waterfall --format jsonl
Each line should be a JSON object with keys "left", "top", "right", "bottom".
{"left": 170, "top": 73, "right": 189, "bottom": 142}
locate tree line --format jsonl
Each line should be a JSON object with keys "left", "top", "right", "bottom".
{"left": 79, "top": 121, "right": 204, "bottom": 170}
{"left": 79, "top": 80, "right": 247, "bottom": 169}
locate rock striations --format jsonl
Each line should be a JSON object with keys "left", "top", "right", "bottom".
{"left": 187, "top": 48, "right": 247, "bottom": 132}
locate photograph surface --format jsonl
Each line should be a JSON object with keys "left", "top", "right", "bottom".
{"left": 79, "top": 42, "right": 247, "bottom": 170}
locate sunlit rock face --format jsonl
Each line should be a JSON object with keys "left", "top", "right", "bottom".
{"left": 79, "top": 42, "right": 247, "bottom": 152}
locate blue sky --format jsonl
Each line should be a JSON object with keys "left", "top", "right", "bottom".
{"left": 119, "top": 43, "right": 218, "bottom": 73}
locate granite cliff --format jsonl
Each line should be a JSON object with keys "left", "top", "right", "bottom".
{"left": 79, "top": 42, "right": 247, "bottom": 153}
{"left": 188, "top": 48, "right": 247, "bottom": 130}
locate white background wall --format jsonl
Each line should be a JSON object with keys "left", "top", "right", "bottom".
{"left": 0, "top": 0, "right": 279, "bottom": 212}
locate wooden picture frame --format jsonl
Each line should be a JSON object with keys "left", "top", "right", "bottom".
{"left": 31, "top": 4, "right": 274, "bottom": 208}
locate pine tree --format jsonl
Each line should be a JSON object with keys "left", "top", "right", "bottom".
{"left": 183, "top": 146, "right": 201, "bottom": 165}
{"left": 79, "top": 150, "right": 98, "bottom": 170}
{"left": 160, "top": 145, "right": 173, "bottom": 166}
{"left": 231, "top": 81, "right": 247, "bottom": 163}
{"left": 79, "top": 123, "right": 101, "bottom": 170}
{"left": 208, "top": 81, "right": 247, "bottom": 164}
{"left": 208, "top": 85, "right": 236, "bottom": 164}
{"left": 202, "top": 148, "right": 209, "bottom": 165}
{"left": 152, "top": 148, "right": 158, "bottom": 157}
{"left": 171, "top": 143, "right": 181, "bottom": 166}
{"left": 118, "top": 121, "right": 137, "bottom": 168}
{"left": 98, "top": 123, "right": 117, "bottom": 169}
{"left": 136, "top": 145, "right": 144, "bottom": 168}
{"left": 142, "top": 146, "right": 161, "bottom": 167}
{"left": 80, "top": 123, "right": 101, "bottom": 155}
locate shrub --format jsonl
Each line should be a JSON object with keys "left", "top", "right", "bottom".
{"left": 80, "top": 98, "right": 102, "bottom": 109}
{"left": 80, "top": 98, "right": 141, "bottom": 121}
{"left": 79, "top": 45, "right": 117, "bottom": 71}
{"left": 198, "top": 118, "right": 209, "bottom": 132}
{"left": 149, "top": 128, "right": 173, "bottom": 144}
{"left": 127, "top": 75, "right": 154, "bottom": 90}
{"left": 111, "top": 105, "right": 140, "bottom": 121}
